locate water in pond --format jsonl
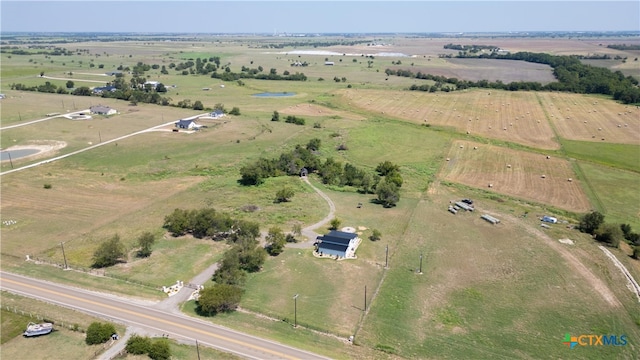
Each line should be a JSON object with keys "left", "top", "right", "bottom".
{"left": 252, "top": 92, "right": 296, "bottom": 97}
{"left": 1, "top": 148, "right": 40, "bottom": 161}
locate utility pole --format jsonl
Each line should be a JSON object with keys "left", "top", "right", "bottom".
{"left": 385, "top": 245, "right": 389, "bottom": 268}
{"left": 293, "top": 294, "right": 299, "bottom": 328}
{"left": 364, "top": 285, "right": 367, "bottom": 311}
{"left": 196, "top": 339, "right": 201, "bottom": 360}
{"left": 8, "top": 152, "right": 14, "bottom": 169}
{"left": 99, "top": 131, "right": 102, "bottom": 143}
{"left": 418, "top": 253, "right": 423, "bottom": 274}
{"left": 60, "top": 242, "right": 68, "bottom": 269}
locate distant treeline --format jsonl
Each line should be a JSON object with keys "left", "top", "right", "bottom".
{"left": 255, "top": 39, "right": 371, "bottom": 49}
{"left": 388, "top": 51, "right": 640, "bottom": 104}
{"left": 443, "top": 43, "right": 499, "bottom": 53}
{"left": 607, "top": 44, "right": 640, "bottom": 51}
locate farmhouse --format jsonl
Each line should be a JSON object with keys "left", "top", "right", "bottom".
{"left": 92, "top": 86, "right": 117, "bottom": 95}
{"left": 90, "top": 105, "right": 117, "bottom": 115}
{"left": 210, "top": 109, "right": 225, "bottom": 118}
{"left": 316, "top": 230, "right": 359, "bottom": 259}
{"left": 175, "top": 119, "right": 200, "bottom": 129}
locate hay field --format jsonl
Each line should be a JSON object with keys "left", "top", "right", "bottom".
{"left": 537, "top": 92, "right": 640, "bottom": 145}
{"left": 341, "top": 88, "right": 559, "bottom": 149}
{"left": 440, "top": 140, "right": 591, "bottom": 212}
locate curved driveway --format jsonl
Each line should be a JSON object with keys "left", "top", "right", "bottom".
{"left": 0, "top": 271, "right": 330, "bottom": 360}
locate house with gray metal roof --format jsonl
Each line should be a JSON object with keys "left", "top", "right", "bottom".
{"left": 316, "top": 230, "right": 359, "bottom": 259}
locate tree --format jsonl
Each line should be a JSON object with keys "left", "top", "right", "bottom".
{"left": 275, "top": 187, "right": 294, "bottom": 203}
{"left": 92, "top": 234, "right": 126, "bottom": 268}
{"left": 370, "top": 229, "right": 382, "bottom": 241}
{"left": 376, "top": 161, "right": 401, "bottom": 176}
{"left": 126, "top": 335, "right": 152, "bottom": 355}
{"left": 330, "top": 218, "right": 341, "bottom": 230}
{"left": 266, "top": 227, "right": 286, "bottom": 256}
{"left": 229, "top": 107, "right": 241, "bottom": 115}
{"left": 271, "top": 110, "right": 280, "bottom": 121}
{"left": 376, "top": 179, "right": 400, "bottom": 208}
{"left": 86, "top": 322, "right": 116, "bottom": 345}
{"left": 197, "top": 284, "right": 243, "bottom": 315}
{"left": 578, "top": 211, "right": 605, "bottom": 235}
{"left": 595, "top": 223, "right": 624, "bottom": 248}
{"left": 306, "top": 138, "right": 321, "bottom": 151}
{"left": 65, "top": 80, "right": 74, "bottom": 89}
{"left": 633, "top": 247, "right": 640, "bottom": 260}
{"left": 193, "top": 100, "right": 204, "bottom": 110}
{"left": 136, "top": 231, "right": 156, "bottom": 258}
{"left": 148, "top": 338, "right": 172, "bottom": 360}
{"left": 155, "top": 83, "right": 167, "bottom": 93}
{"left": 213, "top": 103, "right": 226, "bottom": 113}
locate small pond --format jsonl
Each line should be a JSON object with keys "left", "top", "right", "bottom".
{"left": 1, "top": 148, "right": 40, "bottom": 161}
{"left": 252, "top": 92, "right": 296, "bottom": 97}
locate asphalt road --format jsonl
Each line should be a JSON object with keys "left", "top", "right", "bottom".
{"left": 0, "top": 272, "right": 331, "bottom": 360}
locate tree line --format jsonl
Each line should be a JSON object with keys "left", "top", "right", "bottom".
{"left": 387, "top": 51, "right": 640, "bottom": 104}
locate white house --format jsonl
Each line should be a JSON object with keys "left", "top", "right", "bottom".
{"left": 175, "top": 119, "right": 200, "bottom": 129}
{"left": 89, "top": 105, "right": 117, "bottom": 115}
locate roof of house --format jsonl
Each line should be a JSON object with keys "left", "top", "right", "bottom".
{"left": 317, "top": 242, "right": 348, "bottom": 253}
{"left": 175, "top": 119, "right": 195, "bottom": 126}
{"left": 90, "top": 105, "right": 113, "bottom": 113}
{"left": 317, "top": 231, "right": 358, "bottom": 247}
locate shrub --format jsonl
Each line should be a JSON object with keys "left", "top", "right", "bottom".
{"left": 149, "top": 338, "right": 171, "bottom": 360}
{"left": 43, "top": 183, "right": 52, "bottom": 189}
{"left": 85, "top": 322, "right": 116, "bottom": 345}
{"left": 329, "top": 218, "right": 341, "bottom": 230}
{"left": 126, "top": 335, "right": 152, "bottom": 355}
{"left": 633, "top": 246, "right": 640, "bottom": 260}
{"left": 370, "top": 229, "right": 382, "bottom": 241}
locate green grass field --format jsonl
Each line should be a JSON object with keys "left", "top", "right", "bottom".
{"left": 1, "top": 35, "right": 639, "bottom": 359}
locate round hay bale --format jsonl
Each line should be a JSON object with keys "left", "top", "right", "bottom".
{"left": 507, "top": 164, "right": 512, "bottom": 168}
{"left": 541, "top": 174, "right": 546, "bottom": 179}
{"left": 546, "top": 155, "right": 551, "bottom": 159}
{"left": 488, "top": 183, "right": 493, "bottom": 188}
{"left": 446, "top": 158, "right": 450, "bottom": 161}
{"left": 473, "top": 146, "right": 478, "bottom": 150}
{"left": 568, "top": 178, "right": 573, "bottom": 182}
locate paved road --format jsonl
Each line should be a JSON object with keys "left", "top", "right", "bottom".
{"left": 0, "top": 272, "right": 331, "bottom": 360}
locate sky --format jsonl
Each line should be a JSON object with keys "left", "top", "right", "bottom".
{"left": 1, "top": 1, "right": 639, "bottom": 33}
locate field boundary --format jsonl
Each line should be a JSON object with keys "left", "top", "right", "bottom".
{"left": 599, "top": 246, "right": 640, "bottom": 303}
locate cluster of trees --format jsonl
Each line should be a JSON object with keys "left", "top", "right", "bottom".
{"left": 443, "top": 43, "right": 499, "bottom": 53}
{"left": 162, "top": 207, "right": 266, "bottom": 315}
{"left": 126, "top": 335, "right": 171, "bottom": 360}
{"left": 578, "top": 211, "right": 640, "bottom": 258}
{"left": 239, "top": 140, "right": 403, "bottom": 207}
{"left": 211, "top": 66, "right": 307, "bottom": 82}
{"left": 91, "top": 232, "right": 157, "bottom": 268}
{"left": 1, "top": 46, "right": 75, "bottom": 56}
{"left": 163, "top": 207, "right": 259, "bottom": 240}
{"left": 388, "top": 51, "right": 640, "bottom": 103}
{"left": 199, "top": 232, "right": 265, "bottom": 315}
{"left": 85, "top": 322, "right": 116, "bottom": 345}
{"left": 270, "top": 112, "right": 306, "bottom": 125}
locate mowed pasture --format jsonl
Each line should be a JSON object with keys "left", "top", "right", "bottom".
{"left": 537, "top": 92, "right": 640, "bottom": 145}
{"left": 340, "top": 88, "right": 560, "bottom": 149}
{"left": 440, "top": 140, "right": 591, "bottom": 212}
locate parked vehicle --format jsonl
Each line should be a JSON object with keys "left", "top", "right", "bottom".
{"left": 23, "top": 322, "right": 53, "bottom": 337}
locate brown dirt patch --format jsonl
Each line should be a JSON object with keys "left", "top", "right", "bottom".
{"left": 441, "top": 140, "right": 591, "bottom": 212}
